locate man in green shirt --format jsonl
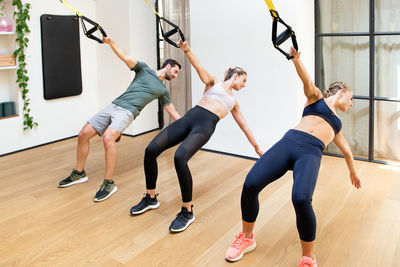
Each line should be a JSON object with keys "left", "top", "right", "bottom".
{"left": 58, "top": 37, "right": 182, "bottom": 202}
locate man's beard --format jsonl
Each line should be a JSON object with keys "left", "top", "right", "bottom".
{"left": 165, "top": 71, "right": 173, "bottom": 80}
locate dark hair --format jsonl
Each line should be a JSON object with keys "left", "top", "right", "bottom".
{"left": 323, "top": 81, "right": 352, "bottom": 98}
{"left": 161, "top": 59, "right": 181, "bottom": 69}
{"left": 224, "top": 67, "right": 247, "bottom": 81}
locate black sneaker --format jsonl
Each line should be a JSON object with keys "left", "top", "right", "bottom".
{"left": 130, "top": 193, "right": 160, "bottom": 215}
{"left": 169, "top": 206, "right": 195, "bottom": 232}
{"left": 58, "top": 169, "right": 88, "bottom": 188}
{"left": 93, "top": 179, "right": 118, "bottom": 202}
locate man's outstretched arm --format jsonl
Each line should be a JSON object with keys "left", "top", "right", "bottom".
{"left": 103, "top": 37, "right": 137, "bottom": 69}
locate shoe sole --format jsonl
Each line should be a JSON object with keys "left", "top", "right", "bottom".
{"left": 93, "top": 185, "right": 118, "bottom": 202}
{"left": 225, "top": 242, "right": 256, "bottom": 262}
{"left": 169, "top": 216, "right": 195, "bottom": 233}
{"left": 130, "top": 202, "right": 160, "bottom": 215}
{"left": 58, "top": 177, "right": 88, "bottom": 188}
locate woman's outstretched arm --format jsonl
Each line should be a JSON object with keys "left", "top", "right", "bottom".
{"left": 290, "top": 47, "right": 323, "bottom": 103}
{"left": 231, "top": 103, "right": 263, "bottom": 157}
{"left": 333, "top": 132, "right": 361, "bottom": 189}
{"left": 179, "top": 41, "right": 216, "bottom": 88}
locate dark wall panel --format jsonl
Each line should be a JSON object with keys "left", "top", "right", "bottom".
{"left": 41, "top": 14, "right": 82, "bottom": 100}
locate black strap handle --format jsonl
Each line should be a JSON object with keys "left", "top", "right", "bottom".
{"left": 80, "top": 16, "right": 107, "bottom": 44}
{"left": 159, "top": 17, "right": 185, "bottom": 48}
{"left": 270, "top": 11, "right": 298, "bottom": 60}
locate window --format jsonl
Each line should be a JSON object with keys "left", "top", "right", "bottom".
{"left": 316, "top": 0, "right": 400, "bottom": 164}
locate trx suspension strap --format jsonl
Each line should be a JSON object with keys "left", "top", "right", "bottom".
{"left": 144, "top": 0, "right": 185, "bottom": 48}
{"left": 59, "top": 0, "right": 107, "bottom": 44}
{"left": 264, "top": 0, "right": 298, "bottom": 60}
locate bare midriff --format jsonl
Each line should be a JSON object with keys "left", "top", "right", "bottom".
{"left": 197, "top": 96, "right": 229, "bottom": 119}
{"left": 293, "top": 115, "right": 336, "bottom": 147}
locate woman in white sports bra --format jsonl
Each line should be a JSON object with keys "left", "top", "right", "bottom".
{"left": 129, "top": 41, "right": 263, "bottom": 233}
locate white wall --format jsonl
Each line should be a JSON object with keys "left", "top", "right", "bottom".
{"left": 190, "top": 0, "right": 314, "bottom": 158}
{"left": 0, "top": 0, "right": 314, "bottom": 156}
{"left": 0, "top": 0, "right": 158, "bottom": 155}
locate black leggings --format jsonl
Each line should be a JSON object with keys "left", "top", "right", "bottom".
{"left": 144, "top": 105, "right": 219, "bottom": 202}
{"left": 241, "top": 129, "right": 325, "bottom": 242}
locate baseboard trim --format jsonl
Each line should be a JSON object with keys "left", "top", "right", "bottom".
{"left": 120, "top": 128, "right": 160, "bottom": 138}
{"left": 200, "top": 148, "right": 258, "bottom": 161}
{"left": 1, "top": 135, "right": 79, "bottom": 158}
{"left": 0, "top": 128, "right": 161, "bottom": 158}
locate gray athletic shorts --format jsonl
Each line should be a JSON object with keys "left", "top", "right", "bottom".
{"left": 87, "top": 104, "right": 135, "bottom": 136}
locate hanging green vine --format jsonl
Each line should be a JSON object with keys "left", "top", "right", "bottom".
{"left": 11, "top": 0, "right": 36, "bottom": 130}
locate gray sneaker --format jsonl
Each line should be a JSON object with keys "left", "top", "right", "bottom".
{"left": 94, "top": 179, "right": 118, "bottom": 202}
{"left": 58, "top": 169, "right": 88, "bottom": 188}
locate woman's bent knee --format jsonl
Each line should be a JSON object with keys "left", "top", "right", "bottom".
{"left": 174, "top": 150, "right": 187, "bottom": 167}
{"left": 145, "top": 142, "right": 160, "bottom": 159}
{"left": 292, "top": 195, "right": 311, "bottom": 208}
{"left": 243, "top": 175, "right": 263, "bottom": 194}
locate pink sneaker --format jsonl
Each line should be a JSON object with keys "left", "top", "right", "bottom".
{"left": 225, "top": 232, "right": 256, "bottom": 262}
{"left": 297, "top": 256, "right": 317, "bottom": 267}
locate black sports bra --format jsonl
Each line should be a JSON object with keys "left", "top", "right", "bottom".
{"left": 302, "top": 98, "right": 342, "bottom": 134}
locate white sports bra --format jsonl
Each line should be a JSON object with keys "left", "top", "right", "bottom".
{"left": 203, "top": 83, "right": 236, "bottom": 112}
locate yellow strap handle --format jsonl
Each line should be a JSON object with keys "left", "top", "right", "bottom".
{"left": 60, "top": 0, "right": 82, "bottom": 17}
{"left": 264, "top": 0, "right": 278, "bottom": 19}
{"left": 144, "top": 0, "right": 161, "bottom": 17}
{"left": 264, "top": 0, "right": 275, "bottom": 10}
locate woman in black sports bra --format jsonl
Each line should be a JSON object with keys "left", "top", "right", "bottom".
{"left": 225, "top": 47, "right": 361, "bottom": 266}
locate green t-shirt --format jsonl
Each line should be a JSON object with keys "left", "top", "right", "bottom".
{"left": 112, "top": 61, "right": 171, "bottom": 118}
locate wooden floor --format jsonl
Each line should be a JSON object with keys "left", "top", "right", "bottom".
{"left": 1, "top": 131, "right": 399, "bottom": 267}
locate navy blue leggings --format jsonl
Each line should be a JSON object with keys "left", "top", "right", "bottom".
{"left": 241, "top": 129, "right": 325, "bottom": 242}
{"left": 144, "top": 105, "right": 219, "bottom": 203}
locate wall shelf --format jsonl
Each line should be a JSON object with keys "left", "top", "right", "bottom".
{"left": 0, "top": 114, "right": 18, "bottom": 120}
{"left": 0, "top": 65, "right": 17, "bottom": 70}
{"left": 0, "top": 0, "right": 18, "bottom": 120}
{"left": 0, "top": 31, "right": 15, "bottom": 35}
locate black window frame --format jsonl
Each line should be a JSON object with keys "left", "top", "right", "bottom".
{"left": 315, "top": 0, "right": 400, "bottom": 165}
